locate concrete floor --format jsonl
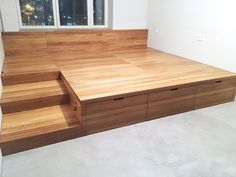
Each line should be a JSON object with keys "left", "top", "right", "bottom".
{"left": 2, "top": 101, "right": 236, "bottom": 177}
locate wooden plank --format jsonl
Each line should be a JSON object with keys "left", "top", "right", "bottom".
{"left": 60, "top": 48, "right": 236, "bottom": 103}
{"left": 195, "top": 80, "right": 236, "bottom": 109}
{"left": 2, "top": 56, "right": 59, "bottom": 85}
{"left": 147, "top": 86, "right": 197, "bottom": 120}
{"left": 0, "top": 105, "right": 86, "bottom": 155}
{"left": 1, "top": 80, "right": 69, "bottom": 114}
{"left": 2, "top": 32, "right": 47, "bottom": 57}
{"left": 86, "top": 94, "right": 147, "bottom": 115}
{"left": 85, "top": 94, "right": 148, "bottom": 134}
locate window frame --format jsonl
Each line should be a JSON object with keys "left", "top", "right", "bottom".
{"left": 16, "top": 0, "right": 108, "bottom": 29}
{"left": 16, "top": 0, "right": 58, "bottom": 29}
{"left": 91, "top": 0, "right": 108, "bottom": 28}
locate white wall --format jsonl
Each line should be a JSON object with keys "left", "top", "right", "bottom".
{"left": 0, "top": 0, "right": 19, "bottom": 32}
{"left": 112, "top": 0, "right": 147, "bottom": 29}
{"left": 0, "top": 0, "right": 148, "bottom": 31}
{"left": 148, "top": 0, "right": 236, "bottom": 73}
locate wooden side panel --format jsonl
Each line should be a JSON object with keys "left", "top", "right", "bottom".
{"left": 147, "top": 86, "right": 197, "bottom": 120}
{"left": 60, "top": 72, "right": 85, "bottom": 119}
{"left": 195, "top": 80, "right": 236, "bottom": 109}
{"left": 85, "top": 94, "right": 148, "bottom": 134}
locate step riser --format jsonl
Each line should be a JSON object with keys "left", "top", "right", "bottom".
{"left": 2, "top": 71, "right": 60, "bottom": 85}
{"left": 1, "top": 95, "right": 69, "bottom": 114}
{"left": 1, "top": 126, "right": 87, "bottom": 156}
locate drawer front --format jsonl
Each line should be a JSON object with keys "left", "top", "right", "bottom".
{"left": 195, "top": 80, "right": 236, "bottom": 109}
{"left": 85, "top": 94, "right": 148, "bottom": 134}
{"left": 197, "top": 79, "right": 235, "bottom": 93}
{"left": 147, "top": 86, "right": 197, "bottom": 120}
{"left": 86, "top": 94, "right": 147, "bottom": 115}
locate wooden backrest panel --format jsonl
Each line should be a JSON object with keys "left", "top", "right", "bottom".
{"left": 3, "top": 30, "right": 148, "bottom": 58}
{"left": 3, "top": 32, "right": 48, "bottom": 57}
{"left": 46, "top": 31, "right": 104, "bottom": 57}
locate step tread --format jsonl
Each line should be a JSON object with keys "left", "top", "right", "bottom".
{"left": 3, "top": 56, "right": 58, "bottom": 76}
{"left": 1, "top": 80, "right": 67, "bottom": 104}
{"left": 0, "top": 105, "right": 81, "bottom": 143}
{"left": 2, "top": 56, "right": 60, "bottom": 85}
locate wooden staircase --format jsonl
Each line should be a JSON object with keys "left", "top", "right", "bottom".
{"left": 0, "top": 58, "right": 86, "bottom": 156}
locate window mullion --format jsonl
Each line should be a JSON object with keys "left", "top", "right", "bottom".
{"left": 53, "top": 0, "right": 59, "bottom": 28}
{"left": 88, "top": 0, "right": 93, "bottom": 28}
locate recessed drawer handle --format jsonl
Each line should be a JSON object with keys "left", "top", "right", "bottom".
{"left": 114, "top": 97, "right": 124, "bottom": 101}
{"left": 215, "top": 81, "right": 222, "bottom": 83}
{"left": 170, "top": 88, "right": 179, "bottom": 91}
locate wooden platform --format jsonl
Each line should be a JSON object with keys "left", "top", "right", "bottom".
{"left": 59, "top": 48, "right": 236, "bottom": 102}
{"left": 1, "top": 30, "right": 236, "bottom": 155}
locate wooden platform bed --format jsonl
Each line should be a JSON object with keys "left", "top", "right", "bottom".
{"left": 1, "top": 30, "right": 236, "bottom": 156}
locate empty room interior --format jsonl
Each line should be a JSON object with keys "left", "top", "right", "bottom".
{"left": 0, "top": 0, "right": 236, "bottom": 176}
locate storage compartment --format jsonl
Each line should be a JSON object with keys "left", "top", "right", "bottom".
{"left": 195, "top": 79, "right": 236, "bottom": 109}
{"left": 147, "top": 86, "right": 197, "bottom": 120}
{"left": 85, "top": 94, "right": 148, "bottom": 134}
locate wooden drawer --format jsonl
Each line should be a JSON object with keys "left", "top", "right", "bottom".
{"left": 195, "top": 79, "right": 236, "bottom": 109}
{"left": 85, "top": 94, "right": 148, "bottom": 134}
{"left": 147, "top": 86, "right": 197, "bottom": 120}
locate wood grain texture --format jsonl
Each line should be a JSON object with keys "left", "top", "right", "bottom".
{"left": 195, "top": 80, "right": 236, "bottom": 109}
{"left": 147, "top": 86, "right": 197, "bottom": 120}
{"left": 1, "top": 30, "right": 236, "bottom": 155}
{"left": 2, "top": 30, "right": 147, "bottom": 85}
{"left": 1, "top": 80, "right": 69, "bottom": 114}
{"left": 2, "top": 32, "right": 47, "bottom": 57}
{"left": 0, "top": 105, "right": 86, "bottom": 156}
{"left": 60, "top": 72, "right": 85, "bottom": 119}
{"left": 85, "top": 94, "right": 148, "bottom": 134}
{"left": 60, "top": 49, "right": 236, "bottom": 103}
{"left": 2, "top": 56, "right": 59, "bottom": 85}
{"left": 3, "top": 30, "right": 148, "bottom": 58}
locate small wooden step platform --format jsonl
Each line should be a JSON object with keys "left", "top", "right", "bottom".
{"left": 2, "top": 56, "right": 59, "bottom": 85}
{"left": 0, "top": 105, "right": 86, "bottom": 156}
{"left": 1, "top": 80, "right": 69, "bottom": 114}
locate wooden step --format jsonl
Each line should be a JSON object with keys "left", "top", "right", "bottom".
{"left": 2, "top": 56, "right": 59, "bottom": 85}
{"left": 1, "top": 80, "right": 69, "bottom": 114}
{"left": 0, "top": 105, "right": 87, "bottom": 156}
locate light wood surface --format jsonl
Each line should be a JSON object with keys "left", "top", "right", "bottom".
{"left": 47, "top": 30, "right": 148, "bottom": 57}
{"left": 0, "top": 105, "right": 86, "bottom": 156}
{"left": 195, "top": 80, "right": 236, "bottom": 109}
{"left": 2, "top": 32, "right": 47, "bottom": 56}
{"left": 85, "top": 94, "right": 148, "bottom": 134}
{"left": 147, "top": 86, "right": 197, "bottom": 120}
{"left": 1, "top": 80, "right": 68, "bottom": 114}
{"left": 60, "top": 48, "right": 236, "bottom": 103}
{"left": 1, "top": 30, "right": 236, "bottom": 155}
{"left": 2, "top": 56, "right": 59, "bottom": 85}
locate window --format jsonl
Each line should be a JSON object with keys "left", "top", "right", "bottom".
{"left": 19, "top": 0, "right": 55, "bottom": 27}
{"left": 93, "top": 0, "right": 105, "bottom": 26}
{"left": 58, "top": 0, "right": 88, "bottom": 26}
{"left": 17, "top": 0, "right": 108, "bottom": 29}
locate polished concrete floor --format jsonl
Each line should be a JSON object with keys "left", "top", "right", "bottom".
{"left": 2, "top": 101, "right": 236, "bottom": 177}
